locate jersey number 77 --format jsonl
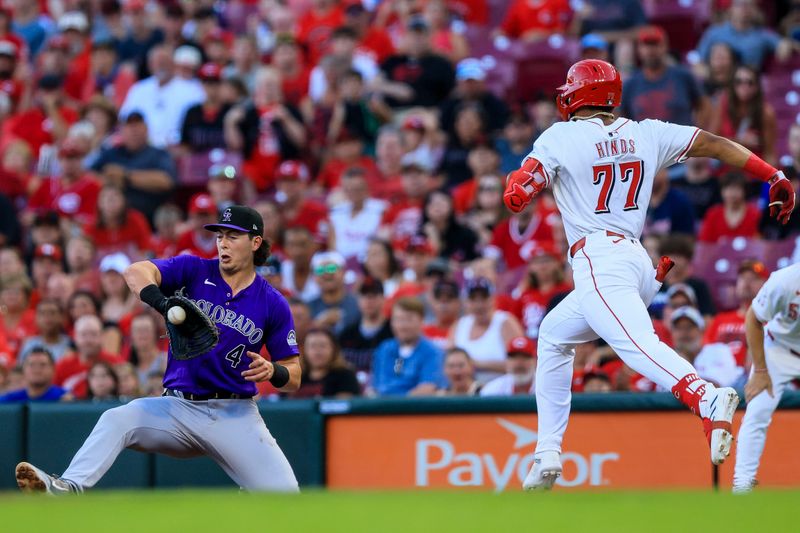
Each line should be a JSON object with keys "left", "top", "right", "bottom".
{"left": 593, "top": 159, "right": 644, "bottom": 214}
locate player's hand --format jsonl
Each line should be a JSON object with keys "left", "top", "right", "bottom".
{"left": 503, "top": 158, "right": 548, "bottom": 213}
{"left": 744, "top": 370, "right": 773, "bottom": 403}
{"left": 241, "top": 351, "right": 274, "bottom": 383}
{"left": 767, "top": 172, "right": 796, "bottom": 225}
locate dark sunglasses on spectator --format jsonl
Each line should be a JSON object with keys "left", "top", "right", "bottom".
{"left": 314, "top": 264, "right": 340, "bottom": 276}
{"left": 734, "top": 78, "right": 756, "bottom": 86}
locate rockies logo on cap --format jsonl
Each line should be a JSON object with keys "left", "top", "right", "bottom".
{"left": 204, "top": 205, "right": 264, "bottom": 236}
{"left": 222, "top": 209, "right": 232, "bottom": 222}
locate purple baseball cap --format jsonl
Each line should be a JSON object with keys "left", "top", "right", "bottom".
{"left": 204, "top": 205, "right": 264, "bottom": 236}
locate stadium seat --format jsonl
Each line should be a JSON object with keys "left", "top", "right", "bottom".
{"left": 763, "top": 239, "right": 797, "bottom": 271}
{"left": 511, "top": 37, "right": 579, "bottom": 102}
{"left": 692, "top": 238, "right": 768, "bottom": 310}
{"left": 642, "top": 0, "right": 712, "bottom": 55}
{"left": 178, "top": 150, "right": 243, "bottom": 186}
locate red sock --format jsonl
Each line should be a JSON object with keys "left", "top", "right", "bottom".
{"left": 671, "top": 374, "right": 707, "bottom": 417}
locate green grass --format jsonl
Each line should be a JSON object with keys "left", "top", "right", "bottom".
{"left": 1, "top": 489, "right": 796, "bottom": 532}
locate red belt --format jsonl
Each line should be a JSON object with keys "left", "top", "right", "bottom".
{"left": 766, "top": 329, "right": 800, "bottom": 357}
{"left": 569, "top": 230, "right": 627, "bottom": 258}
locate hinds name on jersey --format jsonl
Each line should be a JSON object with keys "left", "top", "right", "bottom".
{"left": 595, "top": 138, "right": 636, "bottom": 159}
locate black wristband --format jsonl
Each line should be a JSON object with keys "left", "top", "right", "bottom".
{"left": 139, "top": 284, "right": 168, "bottom": 314}
{"left": 269, "top": 363, "right": 290, "bottom": 388}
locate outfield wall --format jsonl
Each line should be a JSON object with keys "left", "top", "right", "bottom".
{"left": 2, "top": 393, "right": 799, "bottom": 491}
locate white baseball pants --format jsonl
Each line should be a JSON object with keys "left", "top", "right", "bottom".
{"left": 733, "top": 336, "right": 800, "bottom": 488}
{"left": 60, "top": 396, "right": 299, "bottom": 492}
{"left": 535, "top": 231, "right": 705, "bottom": 454}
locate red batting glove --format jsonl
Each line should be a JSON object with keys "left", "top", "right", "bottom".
{"left": 768, "top": 172, "right": 796, "bottom": 225}
{"left": 655, "top": 256, "right": 674, "bottom": 283}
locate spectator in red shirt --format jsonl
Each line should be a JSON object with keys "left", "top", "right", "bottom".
{"left": 297, "top": 0, "right": 345, "bottom": 66}
{"left": 56, "top": 11, "right": 92, "bottom": 102}
{"left": 55, "top": 314, "right": 123, "bottom": 399}
{"left": 27, "top": 137, "right": 101, "bottom": 226}
{"left": 485, "top": 198, "right": 557, "bottom": 269}
{"left": 0, "top": 39, "right": 25, "bottom": 114}
{"left": 497, "top": 0, "right": 572, "bottom": 41}
{"left": 271, "top": 36, "right": 311, "bottom": 110}
{"left": 698, "top": 172, "right": 761, "bottom": 242}
{"left": 344, "top": 3, "right": 394, "bottom": 64}
{"left": 704, "top": 259, "right": 767, "bottom": 367}
{"left": 452, "top": 141, "right": 501, "bottom": 215}
{"left": 3, "top": 73, "right": 78, "bottom": 157}
{"left": 423, "top": 279, "right": 462, "bottom": 350}
{"left": 380, "top": 163, "right": 430, "bottom": 242}
{"left": 425, "top": 0, "right": 469, "bottom": 63}
{"left": 65, "top": 234, "right": 101, "bottom": 297}
{"left": 150, "top": 204, "right": 183, "bottom": 259}
{"left": 316, "top": 129, "right": 380, "bottom": 191}
{"left": 0, "top": 139, "right": 34, "bottom": 202}
{"left": 276, "top": 160, "right": 333, "bottom": 248}
{"left": 83, "top": 184, "right": 152, "bottom": 258}
{"left": 30, "top": 243, "right": 65, "bottom": 304}
{"left": 372, "top": 125, "right": 407, "bottom": 200}
{"left": 175, "top": 193, "right": 219, "bottom": 259}
{"left": 514, "top": 244, "right": 572, "bottom": 339}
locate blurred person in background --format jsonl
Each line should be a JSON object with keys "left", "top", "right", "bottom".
{"left": 373, "top": 125, "right": 407, "bottom": 200}
{"left": 26, "top": 138, "right": 101, "bottom": 227}
{"left": 480, "top": 336, "right": 537, "bottom": 396}
{"left": 308, "top": 251, "right": 359, "bottom": 333}
{"left": 338, "top": 277, "right": 393, "bottom": 377}
{"left": 696, "top": 0, "right": 791, "bottom": 71}
{"left": 379, "top": 163, "right": 429, "bottom": 242}
{"left": 464, "top": 174, "right": 507, "bottom": 247}
{"left": 0, "top": 273, "right": 38, "bottom": 360}
{"left": 208, "top": 164, "right": 249, "bottom": 214}
{"left": 83, "top": 184, "right": 152, "bottom": 257}
{"left": 65, "top": 235, "right": 101, "bottom": 296}
{"left": 710, "top": 66, "right": 776, "bottom": 167}
{"left": 654, "top": 235, "right": 716, "bottom": 318}
{"left": 17, "top": 299, "right": 72, "bottom": 363}
{"left": 581, "top": 367, "right": 613, "bottom": 393}
{"left": 224, "top": 36, "right": 261, "bottom": 96}
{"left": 620, "top": 26, "right": 709, "bottom": 128}
{"left": 8, "top": 0, "right": 48, "bottom": 56}
{"left": 150, "top": 204, "right": 183, "bottom": 258}
{"left": 449, "top": 277, "right": 524, "bottom": 383}
{"left": 253, "top": 200, "right": 283, "bottom": 257}
{"left": 119, "top": 45, "right": 204, "bottom": 148}
{"left": 0, "top": 141, "right": 34, "bottom": 205}
{"left": 179, "top": 63, "right": 231, "bottom": 155}
{"left": 496, "top": 0, "right": 572, "bottom": 42}
{"left": 372, "top": 297, "right": 445, "bottom": 396}
{"left": 55, "top": 314, "right": 123, "bottom": 399}
{"left": 423, "top": 279, "right": 461, "bottom": 349}
{"left": 579, "top": 33, "right": 610, "bottom": 62}
{"left": 438, "top": 347, "right": 480, "bottom": 396}
{"left": 89, "top": 111, "right": 178, "bottom": 224}
{"left": 225, "top": 67, "right": 306, "bottom": 192}
{"left": 173, "top": 45, "right": 202, "bottom": 82}
{"left": 439, "top": 58, "right": 508, "bottom": 136}
{"left": 86, "top": 361, "right": 119, "bottom": 401}
{"left": 704, "top": 260, "right": 767, "bottom": 368}
{"left": 270, "top": 36, "right": 310, "bottom": 110}
{"left": 143, "top": 369, "right": 165, "bottom": 397}
{"left": 0, "top": 248, "right": 25, "bottom": 278}
{"left": 281, "top": 226, "right": 320, "bottom": 302}
{"left": 645, "top": 168, "right": 696, "bottom": 237}
{"left": 66, "top": 290, "right": 101, "bottom": 330}
{"left": 399, "top": 114, "right": 443, "bottom": 176}
{"left": 438, "top": 103, "right": 487, "bottom": 188}
{"left": 697, "top": 42, "right": 739, "bottom": 103}
{"left": 275, "top": 160, "right": 332, "bottom": 248}
{"left": 423, "top": 0, "right": 469, "bottom": 63}
{"left": 116, "top": 0, "right": 166, "bottom": 69}
{"left": 82, "top": 96, "right": 118, "bottom": 157}
{"left": 573, "top": 0, "right": 646, "bottom": 71}
{"left": 698, "top": 172, "right": 761, "bottom": 242}
{"left": 98, "top": 252, "right": 136, "bottom": 324}
{"left": 175, "top": 193, "right": 219, "bottom": 259}
{"left": 451, "top": 141, "right": 501, "bottom": 215}
{"left": 485, "top": 198, "right": 557, "bottom": 270}
{"left": 127, "top": 313, "right": 166, "bottom": 386}
{"left": 115, "top": 362, "right": 141, "bottom": 399}
{"left": 670, "top": 306, "right": 744, "bottom": 388}
{"left": 0, "top": 191, "right": 20, "bottom": 247}
{"left": 288, "top": 298, "right": 313, "bottom": 351}
{"left": 362, "top": 238, "right": 404, "bottom": 297}
{"left": 330, "top": 167, "right": 387, "bottom": 261}
{"left": 670, "top": 158, "right": 721, "bottom": 220}
{"left": 399, "top": 234, "right": 436, "bottom": 284}
{"left": 291, "top": 328, "right": 360, "bottom": 399}
{"left": 514, "top": 244, "right": 572, "bottom": 340}
{"left": 496, "top": 109, "right": 536, "bottom": 174}
{"left": 0, "top": 348, "right": 66, "bottom": 403}
{"left": 421, "top": 189, "right": 479, "bottom": 263}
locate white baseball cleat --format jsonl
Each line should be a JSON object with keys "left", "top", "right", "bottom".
{"left": 523, "top": 451, "right": 562, "bottom": 490}
{"left": 705, "top": 387, "right": 740, "bottom": 466}
{"left": 15, "top": 462, "right": 78, "bottom": 495}
{"left": 732, "top": 480, "right": 757, "bottom": 494}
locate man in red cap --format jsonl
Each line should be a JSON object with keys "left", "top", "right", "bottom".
{"left": 175, "top": 193, "right": 219, "bottom": 259}
{"left": 514, "top": 243, "right": 572, "bottom": 339}
{"left": 31, "top": 243, "right": 66, "bottom": 304}
{"left": 276, "top": 160, "right": 333, "bottom": 248}
{"left": 619, "top": 25, "right": 710, "bottom": 128}
{"left": 480, "top": 336, "right": 537, "bottom": 396}
{"left": 27, "top": 138, "right": 101, "bottom": 226}
{"left": 179, "top": 63, "right": 231, "bottom": 154}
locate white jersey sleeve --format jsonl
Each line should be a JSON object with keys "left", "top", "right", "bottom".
{"left": 521, "top": 127, "right": 562, "bottom": 187}
{"left": 639, "top": 119, "right": 700, "bottom": 171}
{"left": 751, "top": 263, "right": 800, "bottom": 350}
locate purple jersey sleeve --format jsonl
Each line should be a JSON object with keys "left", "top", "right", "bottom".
{"left": 264, "top": 289, "right": 300, "bottom": 361}
{"left": 151, "top": 255, "right": 202, "bottom": 294}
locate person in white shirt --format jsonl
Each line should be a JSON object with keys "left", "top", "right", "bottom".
{"left": 734, "top": 263, "right": 800, "bottom": 492}
{"left": 119, "top": 45, "right": 205, "bottom": 148}
{"left": 330, "top": 167, "right": 387, "bottom": 260}
{"left": 308, "top": 26, "right": 378, "bottom": 104}
{"left": 480, "top": 336, "right": 537, "bottom": 397}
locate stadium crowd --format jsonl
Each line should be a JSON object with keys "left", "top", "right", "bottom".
{"left": 1, "top": 0, "right": 800, "bottom": 403}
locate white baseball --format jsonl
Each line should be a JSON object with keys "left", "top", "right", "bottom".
{"left": 167, "top": 306, "right": 186, "bottom": 325}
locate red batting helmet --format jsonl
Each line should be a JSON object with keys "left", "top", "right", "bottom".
{"left": 556, "top": 59, "right": 622, "bottom": 120}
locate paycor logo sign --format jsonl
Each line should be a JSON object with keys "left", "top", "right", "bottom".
{"left": 414, "top": 418, "right": 619, "bottom": 490}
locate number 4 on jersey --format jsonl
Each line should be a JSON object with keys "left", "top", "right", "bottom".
{"left": 225, "top": 344, "right": 246, "bottom": 368}
{"left": 592, "top": 160, "right": 644, "bottom": 214}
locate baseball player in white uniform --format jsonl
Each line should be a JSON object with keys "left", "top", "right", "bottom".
{"left": 733, "top": 263, "right": 800, "bottom": 492}
{"left": 503, "top": 59, "right": 796, "bottom": 490}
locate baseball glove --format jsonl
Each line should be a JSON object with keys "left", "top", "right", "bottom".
{"left": 164, "top": 291, "right": 219, "bottom": 360}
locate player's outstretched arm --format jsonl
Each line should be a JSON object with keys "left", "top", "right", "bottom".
{"left": 124, "top": 260, "right": 167, "bottom": 314}
{"left": 688, "top": 131, "right": 796, "bottom": 224}
{"left": 744, "top": 306, "right": 773, "bottom": 402}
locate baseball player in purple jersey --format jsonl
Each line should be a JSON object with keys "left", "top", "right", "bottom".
{"left": 15, "top": 205, "right": 302, "bottom": 493}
